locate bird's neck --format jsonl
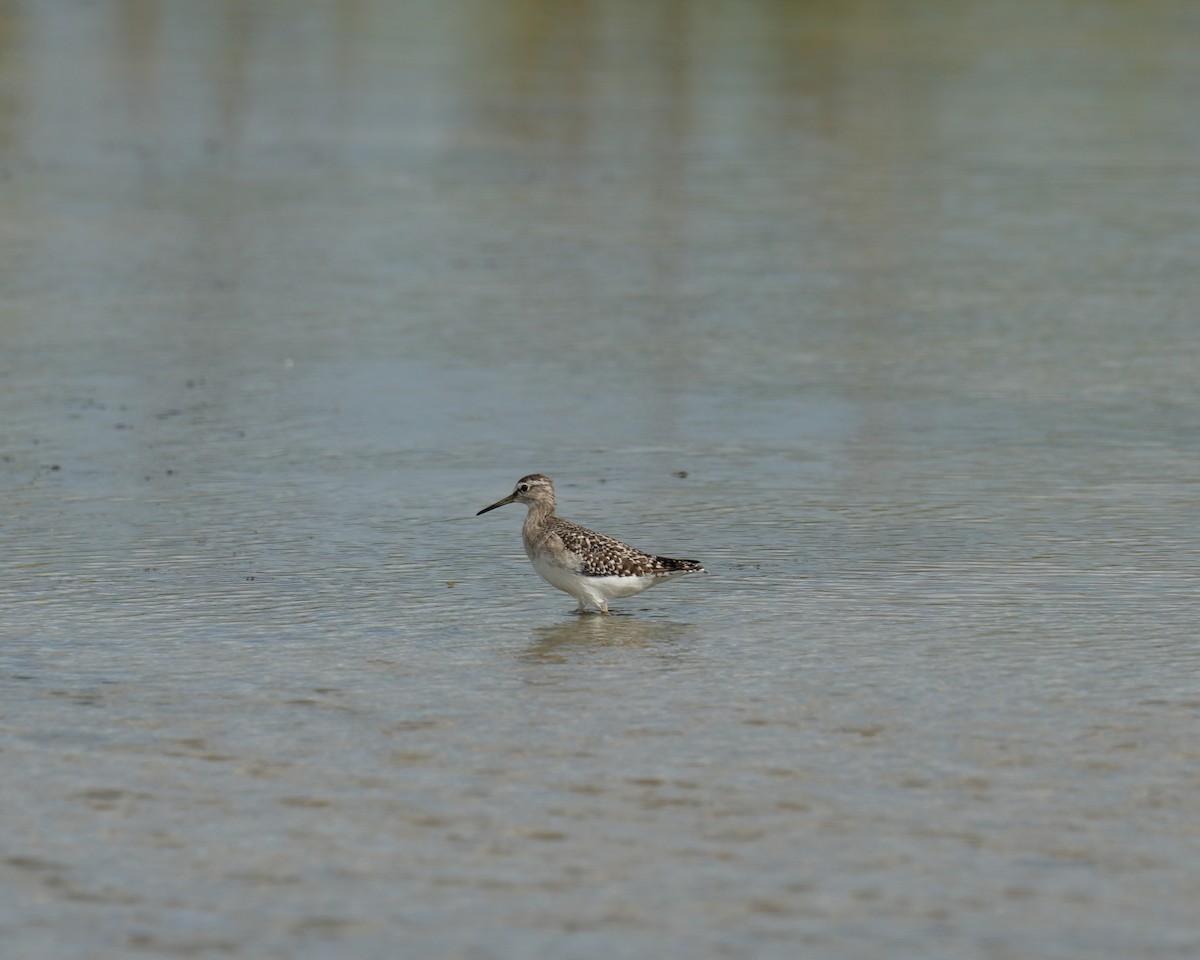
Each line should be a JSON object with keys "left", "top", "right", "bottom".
{"left": 523, "top": 500, "right": 555, "bottom": 537}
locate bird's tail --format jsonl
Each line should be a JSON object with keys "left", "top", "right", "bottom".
{"left": 662, "top": 557, "right": 706, "bottom": 574}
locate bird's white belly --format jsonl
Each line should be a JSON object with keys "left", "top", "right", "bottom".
{"left": 531, "top": 552, "right": 662, "bottom": 604}
{"left": 582, "top": 574, "right": 663, "bottom": 600}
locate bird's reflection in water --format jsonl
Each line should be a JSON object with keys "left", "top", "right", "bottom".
{"left": 522, "top": 613, "right": 696, "bottom": 664}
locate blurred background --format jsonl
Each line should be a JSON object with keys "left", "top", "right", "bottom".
{"left": 1, "top": 2, "right": 1198, "bottom": 958}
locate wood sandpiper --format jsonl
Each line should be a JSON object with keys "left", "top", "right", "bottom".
{"left": 476, "top": 474, "right": 706, "bottom": 614}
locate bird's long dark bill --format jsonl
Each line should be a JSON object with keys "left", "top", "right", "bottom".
{"left": 476, "top": 492, "right": 518, "bottom": 516}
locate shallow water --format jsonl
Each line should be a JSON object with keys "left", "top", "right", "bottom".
{"left": 2, "top": 1, "right": 1199, "bottom": 958}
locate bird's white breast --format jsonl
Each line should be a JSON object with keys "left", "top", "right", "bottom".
{"left": 530, "top": 550, "right": 590, "bottom": 598}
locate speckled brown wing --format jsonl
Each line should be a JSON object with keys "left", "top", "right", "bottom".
{"left": 551, "top": 518, "right": 705, "bottom": 579}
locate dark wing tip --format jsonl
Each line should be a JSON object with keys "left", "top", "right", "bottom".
{"left": 660, "top": 557, "right": 706, "bottom": 573}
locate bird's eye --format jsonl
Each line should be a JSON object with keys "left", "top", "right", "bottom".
{"left": 518, "top": 484, "right": 529, "bottom": 492}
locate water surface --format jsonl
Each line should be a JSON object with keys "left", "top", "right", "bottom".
{"left": 2, "top": 1, "right": 1199, "bottom": 958}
